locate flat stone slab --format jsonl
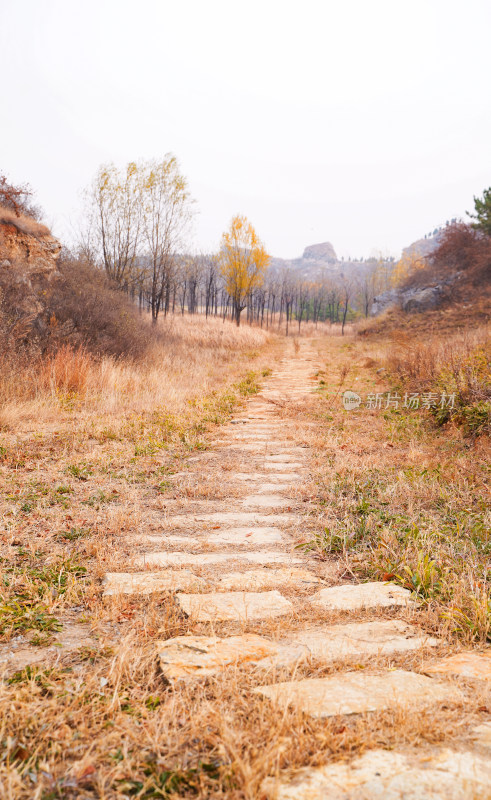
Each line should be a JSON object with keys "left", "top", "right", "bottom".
{"left": 263, "top": 462, "right": 304, "bottom": 471}
{"left": 242, "top": 494, "right": 291, "bottom": 509}
{"left": 177, "top": 590, "right": 293, "bottom": 622}
{"left": 261, "top": 620, "right": 438, "bottom": 668}
{"left": 234, "top": 473, "right": 298, "bottom": 482}
{"left": 207, "top": 527, "right": 284, "bottom": 546}
{"left": 230, "top": 426, "right": 283, "bottom": 432}
{"left": 423, "top": 651, "right": 491, "bottom": 681}
{"left": 254, "top": 483, "right": 294, "bottom": 493}
{"left": 264, "top": 454, "right": 306, "bottom": 463}
{"left": 254, "top": 669, "right": 461, "bottom": 718}
{"left": 103, "top": 570, "right": 205, "bottom": 596}
{"left": 262, "top": 748, "right": 491, "bottom": 799}
{"left": 134, "top": 551, "right": 303, "bottom": 567}
{"left": 158, "top": 633, "right": 277, "bottom": 681}
{"left": 310, "top": 582, "right": 412, "bottom": 612}
{"left": 215, "top": 442, "right": 268, "bottom": 452}
{"left": 164, "top": 512, "right": 298, "bottom": 526}
{"left": 139, "top": 535, "right": 202, "bottom": 547}
{"left": 216, "top": 568, "right": 324, "bottom": 591}
{"left": 229, "top": 433, "right": 272, "bottom": 440}
{"left": 0, "top": 623, "right": 95, "bottom": 675}
{"left": 265, "top": 476, "right": 305, "bottom": 485}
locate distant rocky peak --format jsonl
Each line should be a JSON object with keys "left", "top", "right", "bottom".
{"left": 302, "top": 242, "right": 337, "bottom": 262}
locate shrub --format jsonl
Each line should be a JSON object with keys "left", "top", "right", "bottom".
{"left": 386, "top": 329, "right": 490, "bottom": 435}
{"left": 403, "top": 222, "right": 491, "bottom": 296}
{"left": 39, "top": 344, "right": 92, "bottom": 394}
{"left": 44, "top": 254, "right": 154, "bottom": 359}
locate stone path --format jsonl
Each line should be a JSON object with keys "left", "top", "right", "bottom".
{"left": 104, "top": 341, "right": 491, "bottom": 798}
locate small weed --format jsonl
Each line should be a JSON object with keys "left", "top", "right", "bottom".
{"left": 78, "top": 645, "right": 114, "bottom": 663}
{"left": 395, "top": 552, "right": 443, "bottom": 599}
{"left": 117, "top": 761, "right": 224, "bottom": 798}
{"left": 7, "top": 665, "right": 55, "bottom": 686}
{"left": 296, "top": 527, "right": 366, "bottom": 555}
{"left": 0, "top": 598, "right": 62, "bottom": 637}
{"left": 236, "top": 371, "right": 260, "bottom": 396}
{"left": 66, "top": 462, "right": 93, "bottom": 481}
{"left": 97, "top": 427, "right": 120, "bottom": 443}
{"left": 445, "top": 589, "right": 491, "bottom": 642}
{"left": 29, "top": 631, "right": 57, "bottom": 647}
{"left": 83, "top": 489, "right": 119, "bottom": 508}
{"left": 58, "top": 526, "right": 91, "bottom": 542}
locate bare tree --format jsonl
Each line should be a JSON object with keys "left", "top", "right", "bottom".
{"left": 140, "top": 157, "right": 194, "bottom": 323}
{"left": 340, "top": 276, "right": 354, "bottom": 335}
{"left": 87, "top": 162, "right": 143, "bottom": 289}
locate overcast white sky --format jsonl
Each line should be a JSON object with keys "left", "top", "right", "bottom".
{"left": 1, "top": 0, "right": 490, "bottom": 259}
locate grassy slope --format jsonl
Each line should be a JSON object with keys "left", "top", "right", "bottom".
{"left": 308, "top": 334, "right": 490, "bottom": 642}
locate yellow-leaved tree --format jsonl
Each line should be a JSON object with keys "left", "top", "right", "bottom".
{"left": 219, "top": 214, "right": 270, "bottom": 326}
{"left": 391, "top": 252, "right": 426, "bottom": 287}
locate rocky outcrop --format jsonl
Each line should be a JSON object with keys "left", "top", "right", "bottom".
{"left": 370, "top": 288, "right": 400, "bottom": 316}
{"left": 302, "top": 242, "right": 337, "bottom": 263}
{"left": 270, "top": 241, "right": 355, "bottom": 280}
{"left": 401, "top": 286, "right": 442, "bottom": 312}
{"left": 371, "top": 282, "right": 454, "bottom": 316}
{"left": 0, "top": 208, "right": 61, "bottom": 334}
{"left": 402, "top": 233, "right": 441, "bottom": 260}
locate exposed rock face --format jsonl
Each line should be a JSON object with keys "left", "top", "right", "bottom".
{"left": 401, "top": 286, "right": 442, "bottom": 312}
{"left": 370, "top": 288, "right": 400, "bottom": 316}
{"left": 402, "top": 233, "right": 442, "bottom": 260}
{"left": 371, "top": 283, "right": 449, "bottom": 315}
{"left": 302, "top": 242, "right": 337, "bottom": 263}
{"left": 270, "top": 241, "right": 350, "bottom": 280}
{"left": 0, "top": 209, "right": 61, "bottom": 332}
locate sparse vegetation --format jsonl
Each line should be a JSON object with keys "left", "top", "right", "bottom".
{"left": 0, "top": 299, "right": 279, "bottom": 795}
{"left": 305, "top": 335, "right": 491, "bottom": 645}
{"left": 3, "top": 5, "right": 491, "bottom": 793}
{"left": 386, "top": 327, "right": 490, "bottom": 435}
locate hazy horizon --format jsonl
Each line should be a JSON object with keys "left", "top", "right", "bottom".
{"left": 2, "top": 0, "right": 491, "bottom": 260}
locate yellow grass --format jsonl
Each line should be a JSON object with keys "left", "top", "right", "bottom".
{"left": 0, "top": 322, "right": 489, "bottom": 798}
{"left": 305, "top": 332, "right": 491, "bottom": 643}
{"left": 0, "top": 315, "right": 271, "bottom": 430}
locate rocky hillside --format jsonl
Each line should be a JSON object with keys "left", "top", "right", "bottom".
{"left": 401, "top": 231, "right": 442, "bottom": 260}
{"left": 0, "top": 208, "right": 61, "bottom": 338}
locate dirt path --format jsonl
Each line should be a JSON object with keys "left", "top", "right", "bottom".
{"left": 100, "top": 339, "right": 491, "bottom": 798}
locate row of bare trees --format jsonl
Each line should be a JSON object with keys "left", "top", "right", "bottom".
{"left": 80, "top": 158, "right": 396, "bottom": 330}
{"left": 127, "top": 258, "right": 392, "bottom": 334}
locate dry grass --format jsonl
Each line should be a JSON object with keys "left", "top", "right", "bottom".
{"left": 0, "top": 315, "right": 270, "bottom": 429}
{"left": 275, "top": 320, "right": 355, "bottom": 338}
{"left": 0, "top": 327, "right": 489, "bottom": 798}
{"left": 0, "top": 314, "right": 286, "bottom": 796}
{"left": 305, "top": 333, "right": 491, "bottom": 644}
{"left": 385, "top": 326, "right": 490, "bottom": 433}
{"left": 0, "top": 206, "right": 50, "bottom": 238}
{"left": 357, "top": 290, "right": 491, "bottom": 338}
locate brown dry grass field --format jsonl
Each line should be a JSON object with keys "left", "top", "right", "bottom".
{"left": 0, "top": 314, "right": 489, "bottom": 799}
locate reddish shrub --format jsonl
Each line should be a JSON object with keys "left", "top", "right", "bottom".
{"left": 402, "top": 222, "right": 491, "bottom": 297}
{"left": 40, "top": 344, "right": 91, "bottom": 393}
